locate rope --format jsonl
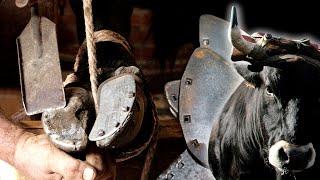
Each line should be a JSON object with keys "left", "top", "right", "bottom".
{"left": 83, "top": 0, "right": 99, "bottom": 112}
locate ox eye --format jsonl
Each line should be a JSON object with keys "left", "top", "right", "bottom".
{"left": 266, "top": 86, "right": 274, "bottom": 97}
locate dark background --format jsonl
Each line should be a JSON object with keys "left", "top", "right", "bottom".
{"left": 0, "top": 0, "right": 319, "bottom": 86}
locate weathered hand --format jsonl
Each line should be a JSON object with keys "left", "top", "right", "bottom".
{"left": 85, "top": 145, "right": 116, "bottom": 180}
{"left": 13, "top": 132, "right": 96, "bottom": 180}
{"left": 15, "top": 0, "right": 39, "bottom": 8}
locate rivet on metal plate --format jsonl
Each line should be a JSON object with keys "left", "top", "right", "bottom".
{"left": 128, "top": 91, "right": 135, "bottom": 98}
{"left": 171, "top": 94, "right": 177, "bottom": 102}
{"left": 185, "top": 78, "right": 192, "bottom": 86}
{"left": 166, "top": 173, "right": 174, "bottom": 180}
{"left": 115, "top": 122, "right": 120, "bottom": 127}
{"left": 203, "top": 38, "right": 210, "bottom": 46}
{"left": 183, "top": 115, "right": 191, "bottom": 123}
{"left": 177, "top": 162, "right": 184, "bottom": 169}
{"left": 191, "top": 139, "right": 200, "bottom": 148}
{"left": 98, "top": 130, "right": 105, "bottom": 137}
{"left": 121, "top": 106, "right": 130, "bottom": 112}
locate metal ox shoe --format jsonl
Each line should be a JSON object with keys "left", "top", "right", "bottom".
{"left": 159, "top": 10, "right": 248, "bottom": 180}
{"left": 89, "top": 73, "right": 147, "bottom": 149}
{"left": 42, "top": 65, "right": 157, "bottom": 163}
{"left": 42, "top": 87, "right": 94, "bottom": 152}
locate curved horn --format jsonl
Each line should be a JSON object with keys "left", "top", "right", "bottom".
{"left": 229, "top": 6, "right": 267, "bottom": 59}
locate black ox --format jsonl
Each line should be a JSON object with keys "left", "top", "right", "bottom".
{"left": 208, "top": 7, "right": 320, "bottom": 180}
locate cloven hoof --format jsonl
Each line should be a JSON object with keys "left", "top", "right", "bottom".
{"left": 42, "top": 87, "right": 94, "bottom": 152}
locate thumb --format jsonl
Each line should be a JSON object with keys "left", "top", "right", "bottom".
{"left": 86, "top": 146, "right": 116, "bottom": 180}
{"left": 48, "top": 148, "right": 96, "bottom": 180}
{"left": 83, "top": 166, "right": 97, "bottom": 180}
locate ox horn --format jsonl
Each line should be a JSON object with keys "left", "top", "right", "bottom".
{"left": 229, "top": 6, "right": 267, "bottom": 60}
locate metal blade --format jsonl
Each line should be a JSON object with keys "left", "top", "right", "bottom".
{"left": 164, "top": 80, "right": 180, "bottom": 118}
{"left": 17, "top": 15, "right": 65, "bottom": 115}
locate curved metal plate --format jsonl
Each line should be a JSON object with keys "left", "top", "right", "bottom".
{"left": 89, "top": 74, "right": 136, "bottom": 142}
{"left": 164, "top": 80, "right": 180, "bottom": 118}
{"left": 200, "top": 14, "right": 251, "bottom": 61}
{"left": 179, "top": 47, "right": 243, "bottom": 167}
{"left": 200, "top": 15, "right": 232, "bottom": 61}
{"left": 157, "top": 150, "right": 215, "bottom": 180}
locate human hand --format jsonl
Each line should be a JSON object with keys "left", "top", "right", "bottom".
{"left": 15, "top": 0, "right": 39, "bottom": 8}
{"left": 15, "top": 0, "right": 28, "bottom": 8}
{"left": 13, "top": 132, "right": 96, "bottom": 180}
{"left": 85, "top": 145, "right": 116, "bottom": 180}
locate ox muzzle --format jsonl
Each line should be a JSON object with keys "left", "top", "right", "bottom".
{"left": 268, "top": 140, "right": 316, "bottom": 173}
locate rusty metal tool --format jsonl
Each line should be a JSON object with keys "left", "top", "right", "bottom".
{"left": 16, "top": 6, "right": 65, "bottom": 115}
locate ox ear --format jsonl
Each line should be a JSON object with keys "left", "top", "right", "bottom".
{"left": 233, "top": 62, "right": 263, "bottom": 87}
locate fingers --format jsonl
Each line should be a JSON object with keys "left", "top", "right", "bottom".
{"left": 15, "top": 0, "right": 38, "bottom": 8}
{"left": 83, "top": 167, "right": 96, "bottom": 180}
{"left": 15, "top": 0, "right": 29, "bottom": 8}
{"left": 86, "top": 151, "right": 104, "bottom": 171}
{"left": 86, "top": 146, "right": 116, "bottom": 180}
{"left": 85, "top": 146, "right": 105, "bottom": 171}
{"left": 31, "top": 173, "right": 62, "bottom": 180}
{"left": 47, "top": 148, "right": 96, "bottom": 180}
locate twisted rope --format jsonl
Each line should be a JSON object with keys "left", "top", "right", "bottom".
{"left": 83, "top": 0, "right": 99, "bottom": 112}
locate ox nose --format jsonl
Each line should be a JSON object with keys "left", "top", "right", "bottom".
{"left": 269, "top": 140, "right": 316, "bottom": 173}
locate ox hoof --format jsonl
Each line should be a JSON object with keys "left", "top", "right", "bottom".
{"left": 42, "top": 87, "right": 95, "bottom": 152}
{"left": 89, "top": 74, "right": 146, "bottom": 149}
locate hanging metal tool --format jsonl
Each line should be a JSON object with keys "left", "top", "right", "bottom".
{"left": 16, "top": 5, "right": 65, "bottom": 115}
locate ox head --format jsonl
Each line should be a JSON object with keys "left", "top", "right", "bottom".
{"left": 229, "top": 6, "right": 319, "bottom": 174}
